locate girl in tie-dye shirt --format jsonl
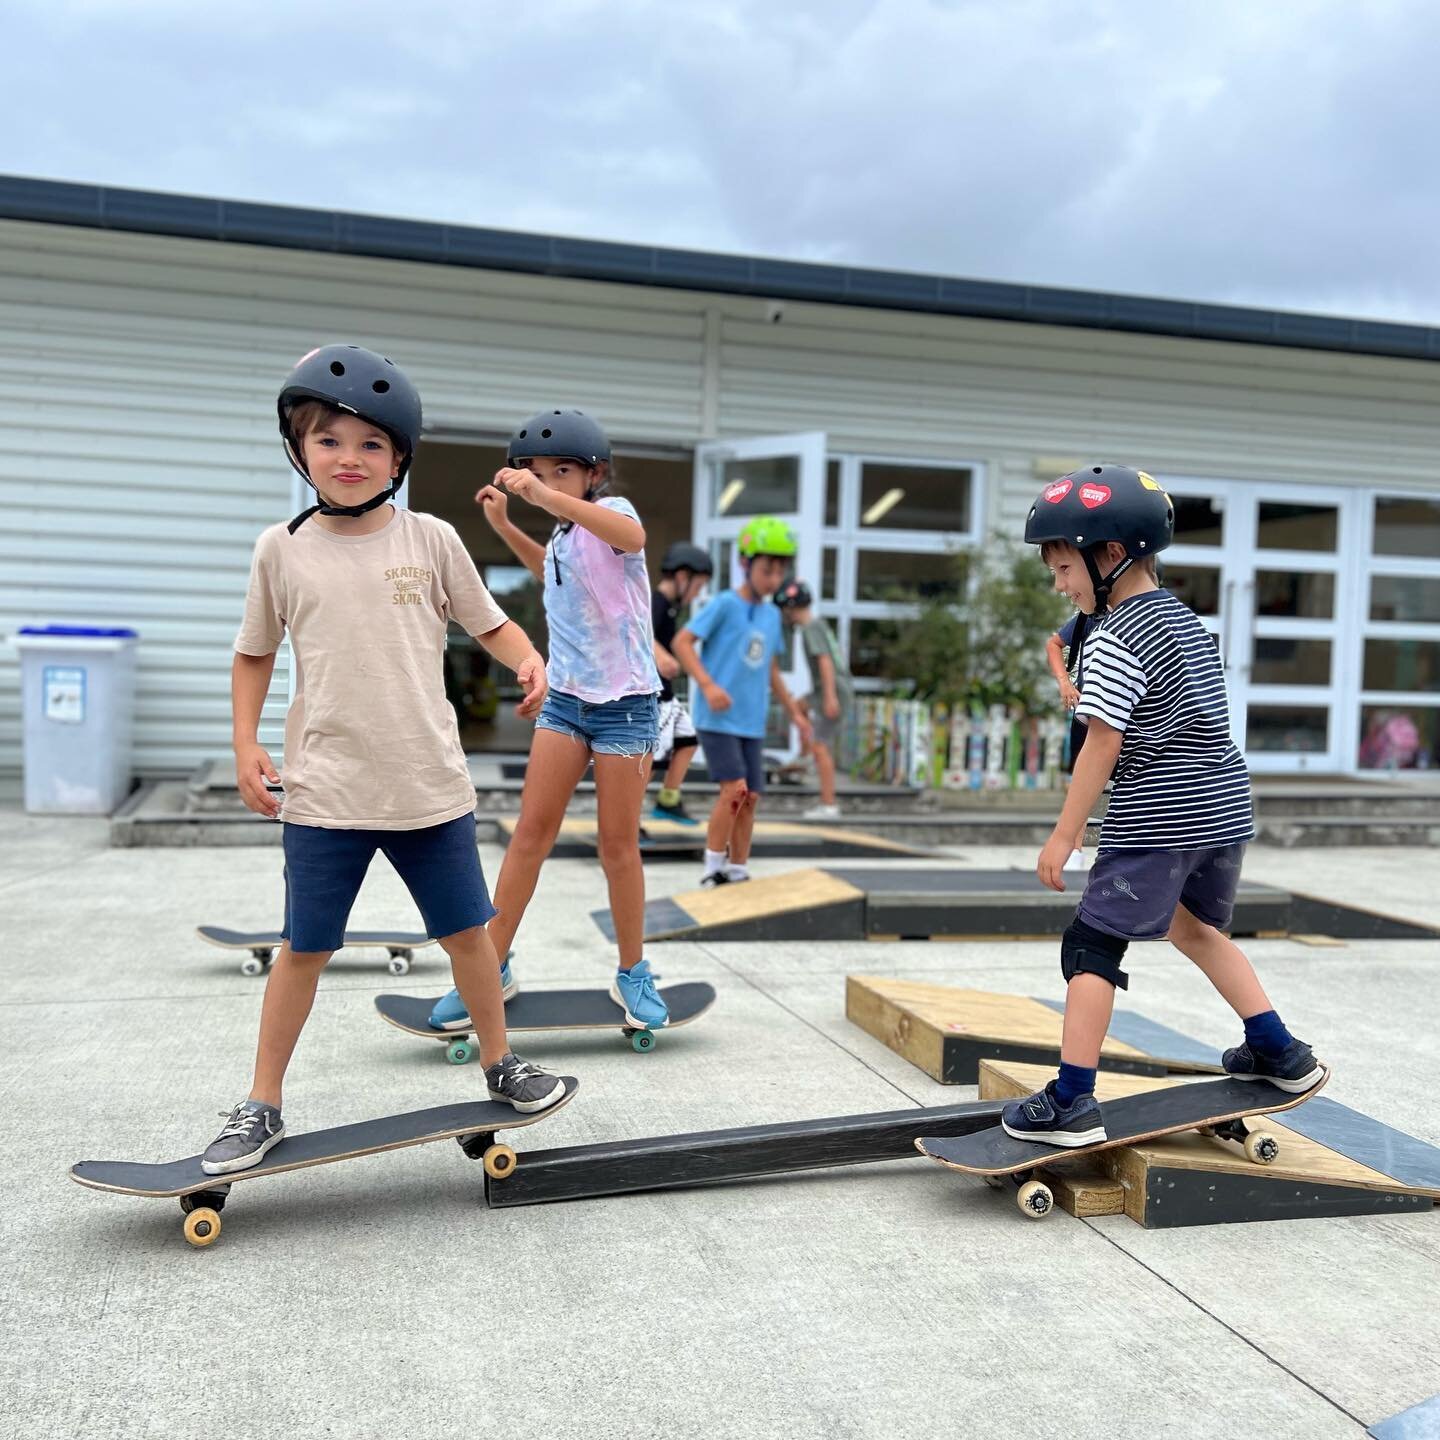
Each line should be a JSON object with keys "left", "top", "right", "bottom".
{"left": 426, "top": 409, "right": 669, "bottom": 1035}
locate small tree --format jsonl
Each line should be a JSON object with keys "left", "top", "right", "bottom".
{"left": 885, "top": 535, "right": 1067, "bottom": 714}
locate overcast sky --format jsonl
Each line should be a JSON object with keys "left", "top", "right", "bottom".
{"left": 5, "top": 0, "right": 1438, "bottom": 323}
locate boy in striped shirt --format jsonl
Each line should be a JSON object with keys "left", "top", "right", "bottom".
{"left": 1004, "top": 465, "right": 1324, "bottom": 1146}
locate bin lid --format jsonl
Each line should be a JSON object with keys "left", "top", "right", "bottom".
{"left": 18, "top": 625, "right": 138, "bottom": 638}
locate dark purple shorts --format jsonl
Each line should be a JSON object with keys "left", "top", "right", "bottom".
{"left": 1077, "top": 843, "right": 1247, "bottom": 942}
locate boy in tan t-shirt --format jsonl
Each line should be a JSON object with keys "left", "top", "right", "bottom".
{"left": 202, "top": 344, "right": 568, "bottom": 1176}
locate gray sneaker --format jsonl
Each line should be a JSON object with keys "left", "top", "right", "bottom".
{"left": 484, "top": 1053, "right": 565, "bottom": 1114}
{"left": 202, "top": 1100, "right": 286, "bottom": 1175}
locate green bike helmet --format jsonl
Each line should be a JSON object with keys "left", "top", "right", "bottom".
{"left": 737, "top": 515, "right": 798, "bottom": 559}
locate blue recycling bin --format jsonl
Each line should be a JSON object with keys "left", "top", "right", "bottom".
{"left": 14, "top": 625, "right": 139, "bottom": 814}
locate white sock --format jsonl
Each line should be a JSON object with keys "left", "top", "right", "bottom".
{"left": 725, "top": 862, "right": 750, "bottom": 881}
{"left": 704, "top": 848, "right": 728, "bottom": 876}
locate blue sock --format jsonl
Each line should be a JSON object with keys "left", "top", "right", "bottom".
{"left": 1243, "top": 1010, "right": 1293, "bottom": 1058}
{"left": 1054, "top": 1062, "right": 1097, "bottom": 1107}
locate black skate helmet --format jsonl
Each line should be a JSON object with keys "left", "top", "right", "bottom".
{"left": 776, "top": 579, "right": 813, "bottom": 611}
{"left": 660, "top": 541, "right": 714, "bottom": 577}
{"left": 279, "top": 344, "right": 422, "bottom": 534}
{"left": 1024, "top": 463, "right": 1174, "bottom": 613}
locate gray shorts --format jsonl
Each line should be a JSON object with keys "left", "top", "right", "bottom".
{"left": 809, "top": 709, "right": 842, "bottom": 748}
{"left": 1077, "top": 843, "right": 1247, "bottom": 942}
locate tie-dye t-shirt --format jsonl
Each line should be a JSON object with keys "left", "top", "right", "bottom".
{"left": 544, "top": 496, "right": 660, "bottom": 702}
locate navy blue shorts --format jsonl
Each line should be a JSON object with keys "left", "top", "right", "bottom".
{"left": 280, "top": 813, "right": 496, "bottom": 953}
{"left": 1077, "top": 843, "right": 1246, "bottom": 942}
{"left": 697, "top": 729, "right": 765, "bottom": 792}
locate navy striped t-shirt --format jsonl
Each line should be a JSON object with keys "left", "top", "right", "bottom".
{"left": 1075, "top": 589, "right": 1255, "bottom": 851}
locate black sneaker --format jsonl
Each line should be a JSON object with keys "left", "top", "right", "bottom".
{"left": 484, "top": 1053, "right": 566, "bottom": 1113}
{"left": 1222, "top": 1038, "right": 1325, "bottom": 1094}
{"left": 700, "top": 870, "right": 731, "bottom": 889}
{"left": 1001, "top": 1081, "right": 1107, "bottom": 1147}
{"left": 202, "top": 1100, "right": 286, "bottom": 1175}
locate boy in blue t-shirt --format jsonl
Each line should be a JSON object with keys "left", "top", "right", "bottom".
{"left": 672, "top": 516, "right": 812, "bottom": 886}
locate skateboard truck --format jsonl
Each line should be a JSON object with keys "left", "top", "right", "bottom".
{"left": 457, "top": 1131, "right": 517, "bottom": 1180}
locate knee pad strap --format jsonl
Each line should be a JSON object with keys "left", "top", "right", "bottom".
{"left": 1061, "top": 917, "right": 1130, "bottom": 991}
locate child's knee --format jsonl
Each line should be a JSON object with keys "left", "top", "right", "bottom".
{"left": 718, "top": 780, "right": 748, "bottom": 813}
{"left": 738, "top": 788, "right": 759, "bottom": 812}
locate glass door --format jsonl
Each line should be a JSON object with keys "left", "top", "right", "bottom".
{"left": 693, "top": 433, "right": 827, "bottom": 758}
{"left": 1161, "top": 477, "right": 1356, "bottom": 772}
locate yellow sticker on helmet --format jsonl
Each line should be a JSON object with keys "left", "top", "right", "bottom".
{"left": 1138, "top": 472, "right": 1162, "bottom": 491}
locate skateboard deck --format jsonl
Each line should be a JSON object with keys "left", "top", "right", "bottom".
{"left": 197, "top": 925, "right": 437, "bottom": 977}
{"left": 70, "top": 1078, "right": 579, "bottom": 1246}
{"left": 375, "top": 981, "right": 717, "bottom": 1061}
{"left": 916, "top": 1070, "right": 1329, "bottom": 1218}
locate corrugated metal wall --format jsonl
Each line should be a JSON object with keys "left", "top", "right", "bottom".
{"left": 4, "top": 215, "right": 1439, "bottom": 778}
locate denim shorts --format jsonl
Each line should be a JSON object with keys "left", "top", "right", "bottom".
{"left": 1077, "top": 843, "right": 1247, "bottom": 942}
{"left": 697, "top": 728, "right": 766, "bottom": 792}
{"left": 536, "top": 689, "right": 659, "bottom": 757}
{"left": 280, "top": 812, "right": 496, "bottom": 953}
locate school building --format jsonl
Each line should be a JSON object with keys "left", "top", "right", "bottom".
{"left": 2, "top": 172, "right": 1438, "bottom": 787}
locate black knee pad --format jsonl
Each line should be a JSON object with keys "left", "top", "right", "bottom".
{"left": 1060, "top": 917, "right": 1131, "bottom": 991}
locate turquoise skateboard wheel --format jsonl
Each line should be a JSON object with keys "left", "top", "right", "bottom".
{"left": 446, "top": 1038, "right": 474, "bottom": 1065}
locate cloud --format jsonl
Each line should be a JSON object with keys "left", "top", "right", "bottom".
{"left": 3, "top": 0, "right": 1438, "bottom": 322}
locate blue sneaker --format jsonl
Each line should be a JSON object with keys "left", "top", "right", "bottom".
{"left": 650, "top": 798, "right": 698, "bottom": 825}
{"left": 427, "top": 957, "right": 518, "bottom": 1031}
{"left": 1222, "top": 1038, "right": 1325, "bottom": 1094}
{"left": 610, "top": 959, "right": 669, "bottom": 1029}
{"left": 1001, "top": 1080, "right": 1107, "bottom": 1147}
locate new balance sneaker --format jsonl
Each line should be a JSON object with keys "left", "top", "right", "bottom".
{"left": 202, "top": 1100, "right": 286, "bottom": 1175}
{"left": 484, "top": 1053, "right": 565, "bottom": 1113}
{"left": 699, "top": 870, "right": 731, "bottom": 889}
{"left": 427, "top": 958, "right": 519, "bottom": 1031}
{"left": 1001, "top": 1081, "right": 1107, "bottom": 1147}
{"left": 1222, "top": 1038, "right": 1325, "bottom": 1094}
{"left": 610, "top": 959, "right": 670, "bottom": 1029}
{"left": 650, "top": 798, "right": 698, "bottom": 825}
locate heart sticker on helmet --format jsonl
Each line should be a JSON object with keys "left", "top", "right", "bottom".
{"left": 1044, "top": 479, "right": 1073, "bottom": 503}
{"left": 1079, "top": 483, "right": 1111, "bottom": 508}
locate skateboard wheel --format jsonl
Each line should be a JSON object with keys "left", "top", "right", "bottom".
{"left": 387, "top": 955, "right": 411, "bottom": 977}
{"left": 183, "top": 1207, "right": 222, "bottom": 1247}
{"left": 482, "top": 1143, "right": 517, "bottom": 1180}
{"left": 445, "top": 1038, "right": 474, "bottom": 1066}
{"left": 630, "top": 1029, "right": 655, "bottom": 1054}
{"left": 1245, "top": 1131, "right": 1280, "bottom": 1165}
{"left": 1016, "top": 1180, "right": 1053, "bottom": 1219}
{"left": 241, "top": 957, "right": 265, "bottom": 977}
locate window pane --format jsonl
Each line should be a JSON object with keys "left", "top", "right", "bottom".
{"left": 1370, "top": 575, "right": 1440, "bottom": 623}
{"left": 1255, "top": 502, "right": 1337, "bottom": 552}
{"left": 1358, "top": 705, "right": 1438, "bottom": 769}
{"left": 855, "top": 549, "right": 964, "bottom": 602}
{"left": 1374, "top": 496, "right": 1440, "bottom": 558}
{"left": 1172, "top": 496, "right": 1224, "bottom": 546}
{"left": 710, "top": 456, "right": 798, "bottom": 518}
{"left": 1255, "top": 570, "right": 1334, "bottom": 619}
{"left": 1364, "top": 639, "right": 1440, "bottom": 692}
{"left": 1246, "top": 705, "right": 1329, "bottom": 753}
{"left": 1164, "top": 564, "right": 1221, "bottom": 616}
{"left": 848, "top": 618, "right": 907, "bottom": 680}
{"left": 859, "top": 463, "right": 971, "bottom": 532}
{"left": 825, "top": 459, "right": 841, "bottom": 528}
{"left": 821, "top": 547, "right": 839, "bottom": 602}
{"left": 1251, "top": 638, "right": 1331, "bottom": 686}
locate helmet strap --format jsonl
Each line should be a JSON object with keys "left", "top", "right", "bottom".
{"left": 287, "top": 472, "right": 404, "bottom": 535}
{"left": 1083, "top": 546, "right": 1133, "bottom": 616}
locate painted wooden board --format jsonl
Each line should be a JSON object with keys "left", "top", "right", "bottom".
{"left": 846, "top": 976, "right": 1222, "bottom": 1084}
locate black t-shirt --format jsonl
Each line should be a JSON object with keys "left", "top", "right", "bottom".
{"left": 652, "top": 589, "right": 680, "bottom": 701}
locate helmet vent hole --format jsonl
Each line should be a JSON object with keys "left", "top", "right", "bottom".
{"left": 330, "top": 361, "right": 346, "bottom": 376}
{"left": 1092, "top": 466, "right": 1102, "bottom": 473}
{"left": 372, "top": 379, "right": 390, "bottom": 393}
{"left": 541, "top": 427, "right": 553, "bottom": 439}
{"left": 517, "top": 428, "right": 527, "bottom": 439}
